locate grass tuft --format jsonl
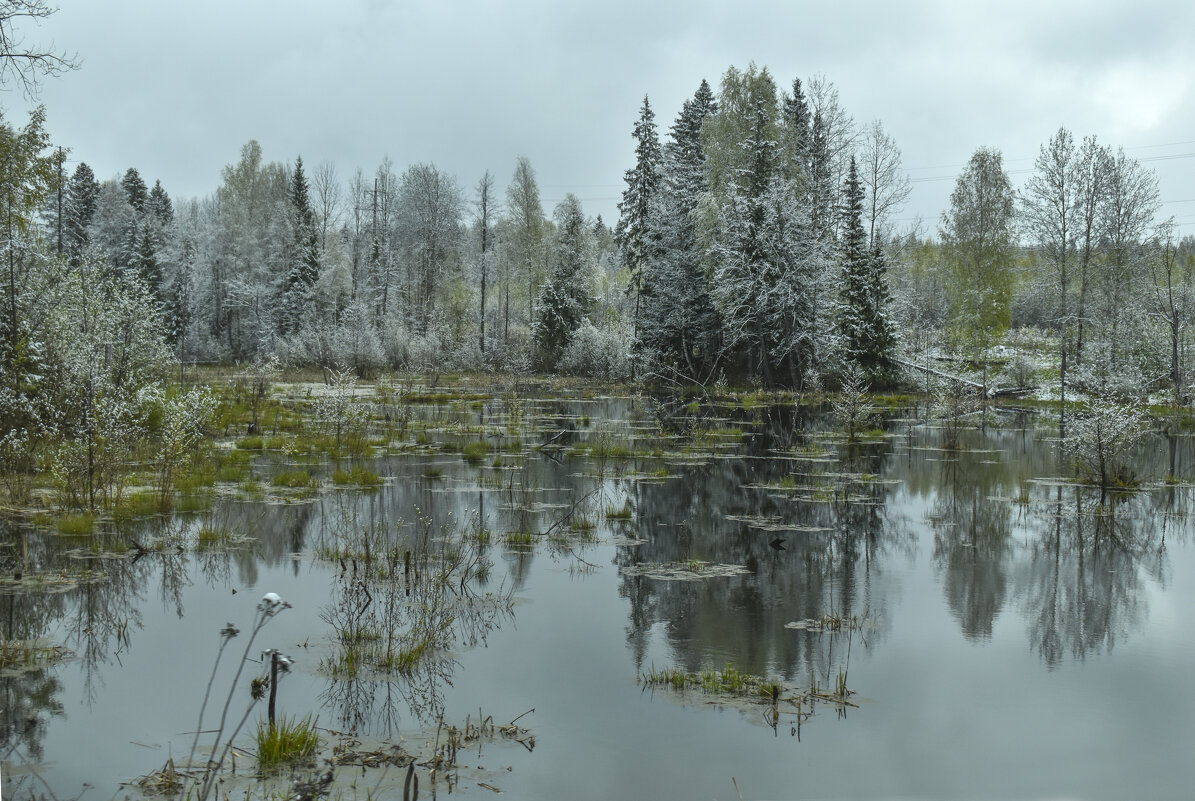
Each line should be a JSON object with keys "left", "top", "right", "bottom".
{"left": 255, "top": 714, "right": 319, "bottom": 771}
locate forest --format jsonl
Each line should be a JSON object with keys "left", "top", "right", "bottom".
{"left": 2, "top": 60, "right": 1193, "bottom": 504}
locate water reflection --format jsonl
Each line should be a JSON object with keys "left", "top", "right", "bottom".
{"left": 1, "top": 395, "right": 1194, "bottom": 797}
{"left": 1016, "top": 487, "right": 1172, "bottom": 668}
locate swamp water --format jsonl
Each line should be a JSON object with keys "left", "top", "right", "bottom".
{"left": 2, "top": 388, "right": 1194, "bottom": 800}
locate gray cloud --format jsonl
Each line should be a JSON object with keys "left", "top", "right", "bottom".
{"left": 12, "top": 0, "right": 1195, "bottom": 234}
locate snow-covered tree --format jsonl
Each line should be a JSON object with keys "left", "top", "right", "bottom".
{"left": 615, "top": 94, "right": 661, "bottom": 324}
{"left": 532, "top": 194, "right": 592, "bottom": 369}
{"left": 837, "top": 156, "right": 896, "bottom": 384}
{"left": 940, "top": 147, "right": 1016, "bottom": 386}
{"left": 636, "top": 79, "right": 721, "bottom": 381}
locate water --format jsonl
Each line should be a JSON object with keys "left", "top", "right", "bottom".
{"left": 3, "top": 391, "right": 1193, "bottom": 800}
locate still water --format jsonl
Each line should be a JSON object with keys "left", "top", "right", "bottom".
{"left": 3, "top": 391, "right": 1194, "bottom": 800}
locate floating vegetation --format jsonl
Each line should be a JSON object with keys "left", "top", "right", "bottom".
{"left": 621, "top": 560, "right": 752, "bottom": 581}
{"left": 724, "top": 514, "right": 832, "bottom": 533}
{"left": 641, "top": 663, "right": 778, "bottom": 699}
{"left": 785, "top": 613, "right": 873, "bottom": 634}
{"left": 0, "top": 639, "right": 72, "bottom": 672}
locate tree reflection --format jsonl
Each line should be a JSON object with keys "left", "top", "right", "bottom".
{"left": 1016, "top": 486, "right": 1168, "bottom": 668}
{"left": 929, "top": 456, "right": 1013, "bottom": 640}
{"left": 316, "top": 509, "right": 513, "bottom": 735}
{"left": 617, "top": 406, "right": 909, "bottom": 685}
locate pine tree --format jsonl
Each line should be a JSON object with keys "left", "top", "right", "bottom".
{"left": 837, "top": 157, "right": 895, "bottom": 383}
{"left": 64, "top": 161, "right": 99, "bottom": 263}
{"left": 121, "top": 167, "right": 148, "bottom": 213}
{"left": 615, "top": 95, "right": 661, "bottom": 324}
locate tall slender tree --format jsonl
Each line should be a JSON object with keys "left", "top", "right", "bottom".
{"left": 1022, "top": 127, "right": 1079, "bottom": 432}
{"left": 615, "top": 95, "right": 661, "bottom": 327}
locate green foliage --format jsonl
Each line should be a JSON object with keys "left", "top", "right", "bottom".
{"left": 255, "top": 715, "right": 319, "bottom": 772}
{"left": 271, "top": 470, "right": 311, "bottom": 488}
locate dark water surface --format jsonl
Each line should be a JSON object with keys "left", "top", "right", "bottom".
{"left": 3, "top": 393, "right": 1194, "bottom": 800}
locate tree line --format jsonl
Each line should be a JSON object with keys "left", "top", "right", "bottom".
{"left": 3, "top": 61, "right": 1193, "bottom": 501}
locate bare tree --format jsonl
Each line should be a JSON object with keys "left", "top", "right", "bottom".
{"left": 859, "top": 119, "right": 911, "bottom": 247}
{"left": 311, "top": 160, "right": 342, "bottom": 251}
{"left": 1098, "top": 148, "right": 1160, "bottom": 369}
{"left": 0, "top": 1, "right": 78, "bottom": 98}
{"left": 1021, "top": 127, "right": 1079, "bottom": 435}
{"left": 1073, "top": 136, "right": 1111, "bottom": 364}
{"left": 474, "top": 170, "right": 497, "bottom": 355}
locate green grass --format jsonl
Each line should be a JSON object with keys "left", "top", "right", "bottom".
{"left": 462, "top": 440, "right": 490, "bottom": 465}
{"left": 605, "top": 500, "right": 633, "bottom": 520}
{"left": 236, "top": 435, "right": 264, "bottom": 450}
{"left": 175, "top": 492, "right": 212, "bottom": 513}
{"left": 331, "top": 465, "right": 382, "bottom": 486}
{"left": 55, "top": 513, "right": 95, "bottom": 535}
{"left": 504, "top": 530, "right": 534, "bottom": 546}
{"left": 272, "top": 470, "right": 312, "bottom": 488}
{"left": 112, "top": 490, "right": 165, "bottom": 520}
{"left": 255, "top": 715, "right": 319, "bottom": 771}
{"left": 196, "top": 527, "right": 232, "bottom": 549}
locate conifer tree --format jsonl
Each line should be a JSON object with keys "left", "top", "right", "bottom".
{"left": 148, "top": 179, "right": 173, "bottom": 226}
{"left": 636, "top": 80, "right": 721, "bottom": 380}
{"left": 615, "top": 95, "right": 661, "bottom": 325}
{"left": 837, "top": 157, "right": 895, "bottom": 383}
{"left": 280, "top": 156, "right": 320, "bottom": 333}
{"left": 533, "top": 194, "right": 592, "bottom": 368}
{"left": 120, "top": 167, "right": 147, "bottom": 213}
{"left": 64, "top": 161, "right": 99, "bottom": 263}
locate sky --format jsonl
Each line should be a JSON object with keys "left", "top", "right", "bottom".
{"left": 8, "top": 0, "right": 1195, "bottom": 237}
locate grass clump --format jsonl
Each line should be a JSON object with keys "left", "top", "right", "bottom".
{"left": 332, "top": 465, "right": 382, "bottom": 487}
{"left": 272, "top": 470, "right": 311, "bottom": 488}
{"left": 255, "top": 715, "right": 319, "bottom": 771}
{"left": 462, "top": 440, "right": 490, "bottom": 465}
{"left": 196, "top": 527, "right": 231, "bottom": 550}
{"left": 55, "top": 513, "right": 95, "bottom": 535}
{"left": 605, "top": 500, "right": 633, "bottom": 520}
{"left": 236, "top": 435, "right": 264, "bottom": 450}
{"left": 504, "top": 530, "right": 534, "bottom": 547}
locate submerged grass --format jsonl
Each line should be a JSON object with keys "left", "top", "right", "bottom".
{"left": 641, "top": 663, "right": 777, "bottom": 698}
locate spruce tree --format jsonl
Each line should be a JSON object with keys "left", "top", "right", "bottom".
{"left": 615, "top": 95, "right": 661, "bottom": 325}
{"left": 148, "top": 179, "right": 173, "bottom": 226}
{"left": 279, "top": 156, "right": 320, "bottom": 333}
{"left": 636, "top": 80, "right": 721, "bottom": 380}
{"left": 64, "top": 162, "right": 99, "bottom": 263}
{"left": 120, "top": 167, "right": 148, "bottom": 213}
{"left": 837, "top": 156, "right": 895, "bottom": 384}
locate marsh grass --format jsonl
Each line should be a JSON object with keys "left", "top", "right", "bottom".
{"left": 255, "top": 715, "right": 319, "bottom": 771}
{"left": 55, "top": 513, "right": 94, "bottom": 535}
{"left": 332, "top": 465, "right": 382, "bottom": 487}
{"left": 605, "top": 500, "right": 633, "bottom": 519}
{"left": 462, "top": 440, "right": 490, "bottom": 465}
{"left": 271, "top": 470, "right": 311, "bottom": 489}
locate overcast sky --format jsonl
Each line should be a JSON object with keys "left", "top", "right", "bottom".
{"left": 9, "top": 0, "right": 1195, "bottom": 236}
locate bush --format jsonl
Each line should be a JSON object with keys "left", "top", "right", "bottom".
{"left": 559, "top": 320, "right": 632, "bottom": 380}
